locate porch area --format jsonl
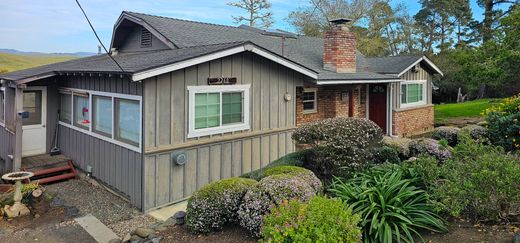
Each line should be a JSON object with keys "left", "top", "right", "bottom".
{"left": 21, "top": 154, "right": 78, "bottom": 185}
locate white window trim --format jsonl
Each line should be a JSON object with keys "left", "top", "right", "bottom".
{"left": 187, "top": 84, "right": 250, "bottom": 138}
{"left": 400, "top": 80, "right": 427, "bottom": 108}
{"left": 0, "top": 87, "right": 5, "bottom": 127}
{"left": 58, "top": 87, "right": 142, "bottom": 153}
{"left": 302, "top": 88, "right": 318, "bottom": 114}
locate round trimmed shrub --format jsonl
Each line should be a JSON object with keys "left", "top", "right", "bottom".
{"left": 261, "top": 196, "right": 362, "bottom": 242}
{"left": 253, "top": 166, "right": 322, "bottom": 191}
{"left": 238, "top": 173, "right": 321, "bottom": 235}
{"left": 186, "top": 177, "right": 257, "bottom": 234}
{"left": 460, "top": 125, "right": 488, "bottom": 141}
{"left": 292, "top": 117, "right": 383, "bottom": 179}
{"left": 382, "top": 136, "right": 412, "bottom": 159}
{"left": 370, "top": 146, "right": 401, "bottom": 164}
{"left": 431, "top": 126, "right": 460, "bottom": 146}
{"left": 409, "top": 138, "right": 452, "bottom": 162}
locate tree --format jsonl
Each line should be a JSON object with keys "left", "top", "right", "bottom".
{"left": 477, "top": 0, "right": 519, "bottom": 43}
{"left": 228, "top": 0, "right": 274, "bottom": 28}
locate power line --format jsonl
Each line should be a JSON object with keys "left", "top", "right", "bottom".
{"left": 74, "top": 0, "right": 126, "bottom": 73}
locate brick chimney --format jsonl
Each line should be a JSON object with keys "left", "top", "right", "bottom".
{"left": 323, "top": 18, "right": 356, "bottom": 73}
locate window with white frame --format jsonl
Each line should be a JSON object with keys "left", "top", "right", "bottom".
{"left": 0, "top": 88, "right": 5, "bottom": 125}
{"left": 400, "top": 80, "right": 426, "bottom": 107}
{"left": 302, "top": 88, "right": 317, "bottom": 113}
{"left": 188, "top": 85, "right": 250, "bottom": 138}
{"left": 58, "top": 88, "right": 142, "bottom": 151}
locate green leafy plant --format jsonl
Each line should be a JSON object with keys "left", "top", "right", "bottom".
{"left": 329, "top": 168, "right": 447, "bottom": 243}
{"left": 370, "top": 146, "right": 401, "bottom": 164}
{"left": 431, "top": 126, "right": 460, "bottom": 146}
{"left": 261, "top": 196, "right": 362, "bottom": 243}
{"left": 241, "top": 150, "right": 308, "bottom": 180}
{"left": 485, "top": 94, "right": 520, "bottom": 151}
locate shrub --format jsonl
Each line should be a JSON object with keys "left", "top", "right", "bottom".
{"left": 241, "top": 150, "right": 308, "bottom": 180}
{"left": 329, "top": 168, "right": 447, "bottom": 243}
{"left": 485, "top": 94, "right": 520, "bottom": 151}
{"left": 370, "top": 146, "right": 401, "bottom": 164}
{"left": 292, "top": 117, "right": 383, "bottom": 179}
{"left": 431, "top": 126, "right": 460, "bottom": 146}
{"left": 401, "top": 156, "right": 442, "bottom": 192}
{"left": 382, "top": 136, "right": 412, "bottom": 159}
{"left": 432, "top": 135, "right": 520, "bottom": 221}
{"left": 238, "top": 173, "right": 321, "bottom": 235}
{"left": 261, "top": 196, "right": 362, "bottom": 243}
{"left": 459, "top": 124, "right": 488, "bottom": 141}
{"left": 186, "top": 177, "right": 257, "bottom": 233}
{"left": 259, "top": 166, "right": 322, "bottom": 191}
{"left": 409, "top": 138, "right": 452, "bottom": 162}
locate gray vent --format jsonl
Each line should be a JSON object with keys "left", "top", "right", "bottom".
{"left": 141, "top": 29, "right": 152, "bottom": 47}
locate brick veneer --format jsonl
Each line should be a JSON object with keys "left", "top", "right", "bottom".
{"left": 392, "top": 105, "right": 434, "bottom": 137}
{"left": 296, "top": 85, "right": 366, "bottom": 126}
{"left": 323, "top": 25, "right": 357, "bottom": 73}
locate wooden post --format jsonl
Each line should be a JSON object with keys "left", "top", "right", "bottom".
{"left": 13, "top": 86, "right": 23, "bottom": 171}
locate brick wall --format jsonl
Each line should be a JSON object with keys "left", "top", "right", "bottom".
{"left": 323, "top": 25, "right": 356, "bottom": 73}
{"left": 296, "top": 85, "right": 366, "bottom": 126}
{"left": 392, "top": 105, "right": 434, "bottom": 137}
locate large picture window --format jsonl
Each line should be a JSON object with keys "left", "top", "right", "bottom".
{"left": 58, "top": 88, "right": 141, "bottom": 152}
{"left": 188, "top": 85, "right": 250, "bottom": 138}
{"left": 401, "top": 80, "right": 426, "bottom": 108}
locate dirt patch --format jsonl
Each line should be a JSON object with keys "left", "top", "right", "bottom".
{"left": 421, "top": 220, "right": 517, "bottom": 243}
{"left": 158, "top": 224, "right": 257, "bottom": 243}
{"left": 435, "top": 117, "right": 484, "bottom": 127}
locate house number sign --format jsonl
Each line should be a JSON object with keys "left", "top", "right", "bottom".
{"left": 207, "top": 77, "right": 237, "bottom": 85}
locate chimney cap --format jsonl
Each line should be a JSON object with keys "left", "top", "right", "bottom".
{"left": 329, "top": 18, "right": 353, "bottom": 25}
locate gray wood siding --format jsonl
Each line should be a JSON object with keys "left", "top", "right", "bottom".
{"left": 0, "top": 87, "right": 15, "bottom": 174}
{"left": 119, "top": 26, "right": 170, "bottom": 52}
{"left": 56, "top": 76, "right": 143, "bottom": 209}
{"left": 142, "top": 52, "right": 301, "bottom": 210}
{"left": 392, "top": 63, "right": 433, "bottom": 110}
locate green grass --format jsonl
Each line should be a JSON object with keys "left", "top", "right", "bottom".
{"left": 434, "top": 98, "right": 501, "bottom": 124}
{"left": 0, "top": 52, "right": 77, "bottom": 73}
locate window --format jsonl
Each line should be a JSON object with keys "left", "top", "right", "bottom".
{"left": 60, "top": 91, "right": 72, "bottom": 124}
{"left": 115, "top": 98, "right": 140, "bottom": 146}
{"left": 92, "top": 95, "right": 112, "bottom": 137}
{"left": 188, "top": 85, "right": 250, "bottom": 138}
{"left": 58, "top": 88, "right": 141, "bottom": 152}
{"left": 22, "top": 90, "right": 42, "bottom": 126}
{"left": 302, "top": 88, "right": 317, "bottom": 113}
{"left": 0, "top": 89, "right": 5, "bottom": 124}
{"left": 401, "top": 80, "right": 426, "bottom": 108}
{"left": 73, "top": 94, "right": 89, "bottom": 130}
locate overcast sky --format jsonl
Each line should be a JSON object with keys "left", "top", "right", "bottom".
{"left": 0, "top": 0, "right": 497, "bottom": 53}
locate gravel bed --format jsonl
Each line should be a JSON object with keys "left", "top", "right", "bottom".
{"left": 108, "top": 214, "right": 158, "bottom": 238}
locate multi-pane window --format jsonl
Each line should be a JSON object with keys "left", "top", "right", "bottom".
{"left": 58, "top": 88, "right": 141, "bottom": 151}
{"left": 188, "top": 85, "right": 250, "bottom": 138}
{"left": 401, "top": 81, "right": 426, "bottom": 107}
{"left": 302, "top": 88, "right": 317, "bottom": 113}
{"left": 0, "top": 89, "right": 5, "bottom": 124}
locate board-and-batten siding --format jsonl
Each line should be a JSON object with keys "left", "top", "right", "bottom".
{"left": 0, "top": 87, "right": 15, "bottom": 174}
{"left": 56, "top": 76, "right": 143, "bottom": 209}
{"left": 142, "top": 52, "right": 302, "bottom": 210}
{"left": 391, "top": 63, "right": 433, "bottom": 110}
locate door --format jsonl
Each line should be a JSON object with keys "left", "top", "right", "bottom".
{"left": 22, "top": 87, "right": 47, "bottom": 157}
{"left": 369, "top": 84, "right": 387, "bottom": 134}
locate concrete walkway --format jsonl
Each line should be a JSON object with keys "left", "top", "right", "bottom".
{"left": 147, "top": 200, "right": 188, "bottom": 221}
{"left": 75, "top": 214, "right": 119, "bottom": 243}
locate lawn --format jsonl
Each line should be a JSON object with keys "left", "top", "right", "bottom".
{"left": 434, "top": 98, "right": 501, "bottom": 125}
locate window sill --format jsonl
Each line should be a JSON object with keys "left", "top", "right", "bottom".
{"left": 303, "top": 110, "right": 317, "bottom": 114}
{"left": 395, "top": 103, "right": 433, "bottom": 112}
{"left": 187, "top": 123, "right": 250, "bottom": 138}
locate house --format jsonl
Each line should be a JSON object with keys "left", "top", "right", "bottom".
{"left": 0, "top": 12, "right": 443, "bottom": 211}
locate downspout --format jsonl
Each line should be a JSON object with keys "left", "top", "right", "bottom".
{"left": 365, "top": 84, "right": 369, "bottom": 119}
{"left": 388, "top": 83, "right": 396, "bottom": 137}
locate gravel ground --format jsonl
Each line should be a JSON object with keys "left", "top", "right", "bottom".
{"left": 109, "top": 214, "right": 158, "bottom": 237}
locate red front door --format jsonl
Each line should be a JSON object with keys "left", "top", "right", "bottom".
{"left": 369, "top": 84, "right": 387, "bottom": 133}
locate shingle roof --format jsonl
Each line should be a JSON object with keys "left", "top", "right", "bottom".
{"left": 0, "top": 11, "right": 432, "bottom": 83}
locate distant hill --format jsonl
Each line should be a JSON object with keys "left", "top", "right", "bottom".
{"left": 0, "top": 50, "right": 95, "bottom": 73}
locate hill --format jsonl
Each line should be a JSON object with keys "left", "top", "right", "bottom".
{"left": 0, "top": 52, "right": 78, "bottom": 73}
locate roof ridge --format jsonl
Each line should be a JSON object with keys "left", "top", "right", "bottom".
{"left": 123, "top": 11, "right": 245, "bottom": 30}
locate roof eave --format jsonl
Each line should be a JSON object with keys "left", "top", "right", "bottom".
{"left": 316, "top": 79, "right": 403, "bottom": 85}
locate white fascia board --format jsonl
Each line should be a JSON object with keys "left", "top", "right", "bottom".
{"left": 132, "top": 44, "right": 319, "bottom": 81}
{"left": 398, "top": 56, "right": 444, "bottom": 77}
{"left": 316, "top": 79, "right": 403, "bottom": 85}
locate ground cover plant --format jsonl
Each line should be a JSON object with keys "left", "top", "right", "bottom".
{"left": 329, "top": 166, "right": 448, "bottom": 243}
{"left": 261, "top": 196, "right": 362, "bottom": 243}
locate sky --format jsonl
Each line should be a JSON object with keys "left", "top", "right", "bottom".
{"left": 0, "top": 0, "right": 506, "bottom": 53}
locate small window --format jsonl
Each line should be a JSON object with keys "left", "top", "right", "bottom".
{"left": 0, "top": 89, "right": 5, "bottom": 124}
{"left": 60, "top": 91, "right": 72, "bottom": 124}
{"left": 401, "top": 81, "right": 426, "bottom": 107}
{"left": 73, "top": 94, "right": 90, "bottom": 130}
{"left": 141, "top": 29, "right": 152, "bottom": 47}
{"left": 302, "top": 88, "right": 317, "bottom": 113}
{"left": 188, "top": 85, "right": 250, "bottom": 138}
{"left": 22, "top": 90, "right": 42, "bottom": 125}
{"left": 92, "top": 95, "right": 112, "bottom": 137}
{"left": 115, "top": 98, "right": 140, "bottom": 146}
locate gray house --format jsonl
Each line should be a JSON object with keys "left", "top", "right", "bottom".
{"left": 0, "top": 12, "right": 443, "bottom": 211}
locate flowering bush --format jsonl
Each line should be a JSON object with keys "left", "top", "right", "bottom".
{"left": 485, "top": 95, "right": 520, "bottom": 151}
{"left": 238, "top": 173, "right": 321, "bottom": 235}
{"left": 260, "top": 196, "right": 362, "bottom": 243}
{"left": 431, "top": 126, "right": 460, "bottom": 146}
{"left": 370, "top": 146, "right": 401, "bottom": 164}
{"left": 292, "top": 117, "right": 383, "bottom": 179}
{"left": 409, "top": 138, "right": 452, "bottom": 162}
{"left": 186, "top": 177, "right": 257, "bottom": 233}
{"left": 241, "top": 150, "right": 308, "bottom": 180}
{"left": 382, "top": 136, "right": 412, "bottom": 159}
{"left": 260, "top": 166, "right": 322, "bottom": 191}
{"left": 459, "top": 124, "right": 488, "bottom": 141}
